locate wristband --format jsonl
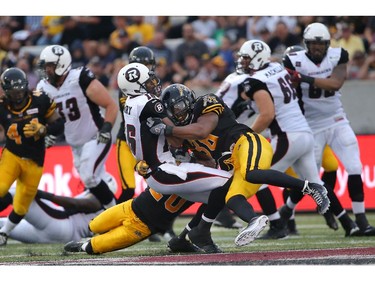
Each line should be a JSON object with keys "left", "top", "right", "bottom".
{"left": 300, "top": 74, "right": 315, "bottom": 85}
{"left": 101, "top": 121, "right": 113, "bottom": 133}
{"left": 165, "top": 125, "right": 173, "bottom": 136}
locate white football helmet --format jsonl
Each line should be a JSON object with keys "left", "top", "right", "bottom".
{"left": 303, "top": 22, "right": 331, "bottom": 43}
{"left": 117, "top": 62, "right": 159, "bottom": 96}
{"left": 303, "top": 23, "right": 331, "bottom": 61}
{"left": 39, "top": 45, "right": 72, "bottom": 76}
{"left": 237, "top": 40, "right": 271, "bottom": 72}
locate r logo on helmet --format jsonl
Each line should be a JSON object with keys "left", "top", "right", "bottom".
{"left": 52, "top": 46, "right": 65, "bottom": 56}
{"left": 126, "top": 68, "right": 140, "bottom": 82}
{"left": 252, "top": 42, "right": 264, "bottom": 53}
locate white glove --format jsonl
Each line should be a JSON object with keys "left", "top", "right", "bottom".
{"left": 45, "top": 135, "right": 57, "bottom": 148}
{"left": 97, "top": 122, "right": 112, "bottom": 144}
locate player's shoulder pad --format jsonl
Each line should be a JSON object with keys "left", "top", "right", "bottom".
{"left": 199, "top": 94, "right": 224, "bottom": 115}
{"left": 148, "top": 97, "right": 165, "bottom": 113}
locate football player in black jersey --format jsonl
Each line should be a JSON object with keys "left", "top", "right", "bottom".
{"left": 0, "top": 67, "right": 64, "bottom": 246}
{"left": 63, "top": 187, "right": 198, "bottom": 254}
{"left": 149, "top": 83, "right": 330, "bottom": 248}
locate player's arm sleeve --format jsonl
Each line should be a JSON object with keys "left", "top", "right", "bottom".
{"left": 338, "top": 48, "right": 349, "bottom": 65}
{"left": 242, "top": 77, "right": 268, "bottom": 100}
{"left": 283, "top": 55, "right": 295, "bottom": 70}
{"left": 37, "top": 190, "right": 102, "bottom": 213}
{"left": 78, "top": 66, "right": 96, "bottom": 92}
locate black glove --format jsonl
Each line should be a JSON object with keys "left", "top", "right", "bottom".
{"left": 97, "top": 122, "right": 112, "bottom": 144}
{"left": 146, "top": 117, "right": 173, "bottom": 136}
{"left": 45, "top": 135, "right": 57, "bottom": 148}
{"left": 285, "top": 68, "right": 315, "bottom": 85}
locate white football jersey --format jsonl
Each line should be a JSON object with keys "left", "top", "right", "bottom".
{"left": 215, "top": 72, "right": 253, "bottom": 123}
{"left": 287, "top": 47, "right": 349, "bottom": 132}
{"left": 123, "top": 93, "right": 175, "bottom": 169}
{"left": 243, "top": 62, "right": 311, "bottom": 136}
{"left": 36, "top": 67, "right": 104, "bottom": 146}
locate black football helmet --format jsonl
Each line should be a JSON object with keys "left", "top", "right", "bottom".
{"left": 1, "top": 67, "right": 29, "bottom": 106}
{"left": 129, "top": 46, "right": 161, "bottom": 96}
{"left": 283, "top": 45, "right": 305, "bottom": 57}
{"left": 160, "top": 84, "right": 196, "bottom": 126}
{"left": 129, "top": 46, "right": 156, "bottom": 71}
{"left": 282, "top": 45, "right": 305, "bottom": 65}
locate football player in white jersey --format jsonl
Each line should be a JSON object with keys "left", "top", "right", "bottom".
{"left": 236, "top": 39, "right": 336, "bottom": 239}
{"left": 248, "top": 44, "right": 360, "bottom": 238}
{"left": 283, "top": 22, "right": 375, "bottom": 236}
{"left": 0, "top": 175, "right": 116, "bottom": 244}
{"left": 118, "top": 62, "right": 234, "bottom": 253}
{"left": 36, "top": 45, "right": 118, "bottom": 210}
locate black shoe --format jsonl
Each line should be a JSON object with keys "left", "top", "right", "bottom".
{"left": 287, "top": 219, "right": 299, "bottom": 235}
{"left": 148, "top": 234, "right": 161, "bottom": 242}
{"left": 0, "top": 232, "right": 8, "bottom": 246}
{"left": 259, "top": 224, "right": 288, "bottom": 239}
{"left": 64, "top": 241, "right": 84, "bottom": 252}
{"left": 322, "top": 211, "right": 339, "bottom": 231}
{"left": 359, "top": 225, "right": 375, "bottom": 236}
{"left": 344, "top": 221, "right": 361, "bottom": 237}
{"left": 355, "top": 213, "right": 375, "bottom": 236}
{"left": 188, "top": 227, "right": 223, "bottom": 254}
{"left": 302, "top": 181, "right": 330, "bottom": 214}
{"left": 167, "top": 237, "right": 202, "bottom": 253}
{"left": 200, "top": 243, "right": 223, "bottom": 254}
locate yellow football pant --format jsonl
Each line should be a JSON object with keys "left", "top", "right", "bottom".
{"left": 0, "top": 149, "right": 42, "bottom": 215}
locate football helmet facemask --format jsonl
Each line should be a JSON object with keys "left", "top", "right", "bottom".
{"left": 1, "top": 67, "right": 29, "bottom": 106}
{"left": 117, "top": 62, "right": 160, "bottom": 97}
{"left": 160, "top": 83, "right": 195, "bottom": 126}
{"left": 39, "top": 45, "right": 72, "bottom": 84}
{"left": 237, "top": 40, "right": 271, "bottom": 72}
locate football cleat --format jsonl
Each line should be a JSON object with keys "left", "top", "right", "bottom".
{"left": 359, "top": 225, "right": 375, "bottom": 236}
{"left": 302, "top": 181, "right": 330, "bottom": 214}
{"left": 188, "top": 227, "right": 223, "bottom": 254}
{"left": 259, "top": 224, "right": 288, "bottom": 240}
{"left": 64, "top": 241, "right": 84, "bottom": 252}
{"left": 322, "top": 210, "right": 339, "bottom": 231}
{"left": 0, "top": 232, "right": 8, "bottom": 246}
{"left": 167, "top": 236, "right": 202, "bottom": 253}
{"left": 344, "top": 221, "right": 361, "bottom": 237}
{"left": 235, "top": 215, "right": 269, "bottom": 246}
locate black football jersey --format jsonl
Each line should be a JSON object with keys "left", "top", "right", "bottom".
{"left": 188, "top": 94, "right": 252, "bottom": 160}
{"left": 132, "top": 187, "right": 193, "bottom": 233}
{"left": 0, "top": 91, "right": 56, "bottom": 166}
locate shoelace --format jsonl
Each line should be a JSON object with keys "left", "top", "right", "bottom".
{"left": 302, "top": 181, "right": 323, "bottom": 206}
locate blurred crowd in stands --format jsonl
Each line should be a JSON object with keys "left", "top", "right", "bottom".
{"left": 1, "top": 16, "right": 375, "bottom": 95}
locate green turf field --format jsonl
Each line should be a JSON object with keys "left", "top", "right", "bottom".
{"left": 0, "top": 212, "right": 374, "bottom": 264}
